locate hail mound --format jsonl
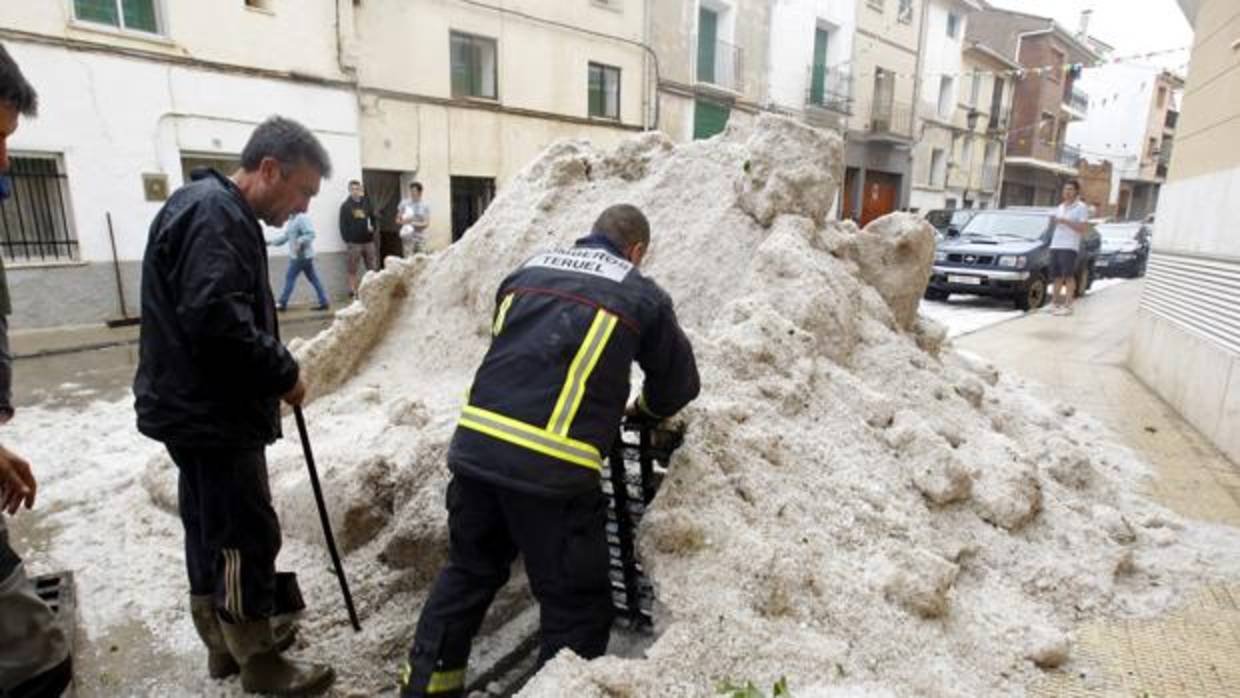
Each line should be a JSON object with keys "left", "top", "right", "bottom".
{"left": 145, "top": 114, "right": 1240, "bottom": 696}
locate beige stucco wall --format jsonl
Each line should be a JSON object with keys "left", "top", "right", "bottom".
{"left": 1165, "top": 0, "right": 1240, "bottom": 182}
{"left": 2, "top": 0, "right": 347, "bottom": 80}
{"left": 849, "top": 0, "right": 921, "bottom": 134}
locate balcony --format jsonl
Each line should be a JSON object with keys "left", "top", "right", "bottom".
{"left": 696, "top": 37, "right": 743, "bottom": 93}
{"left": 1058, "top": 144, "right": 1081, "bottom": 167}
{"left": 805, "top": 65, "right": 853, "bottom": 115}
{"left": 1063, "top": 86, "right": 1089, "bottom": 120}
{"left": 1156, "top": 144, "right": 1173, "bottom": 179}
{"left": 1164, "top": 109, "right": 1179, "bottom": 131}
{"left": 869, "top": 100, "right": 913, "bottom": 139}
{"left": 987, "top": 114, "right": 1008, "bottom": 132}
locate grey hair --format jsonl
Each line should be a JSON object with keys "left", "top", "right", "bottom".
{"left": 240, "top": 116, "right": 332, "bottom": 178}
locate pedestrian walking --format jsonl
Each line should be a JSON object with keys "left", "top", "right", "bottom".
{"left": 268, "top": 212, "right": 330, "bottom": 312}
{"left": 0, "top": 42, "right": 74, "bottom": 698}
{"left": 397, "top": 181, "right": 430, "bottom": 257}
{"left": 339, "top": 180, "right": 377, "bottom": 295}
{"left": 397, "top": 204, "right": 700, "bottom": 698}
{"left": 133, "top": 116, "right": 335, "bottom": 696}
{"left": 1049, "top": 179, "right": 1089, "bottom": 316}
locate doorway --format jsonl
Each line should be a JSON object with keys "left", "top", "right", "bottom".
{"left": 860, "top": 171, "right": 900, "bottom": 226}
{"left": 362, "top": 169, "right": 403, "bottom": 260}
{"left": 451, "top": 176, "right": 496, "bottom": 242}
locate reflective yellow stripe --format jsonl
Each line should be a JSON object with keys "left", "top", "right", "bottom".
{"left": 427, "top": 668, "right": 465, "bottom": 694}
{"left": 492, "top": 293, "right": 515, "bottom": 336}
{"left": 459, "top": 405, "right": 602, "bottom": 471}
{"left": 547, "top": 310, "right": 617, "bottom": 436}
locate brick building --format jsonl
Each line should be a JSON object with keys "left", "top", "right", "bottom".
{"left": 1075, "top": 158, "right": 1113, "bottom": 217}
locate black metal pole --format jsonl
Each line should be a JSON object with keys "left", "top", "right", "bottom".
{"left": 293, "top": 405, "right": 362, "bottom": 632}
{"left": 105, "top": 212, "right": 132, "bottom": 321}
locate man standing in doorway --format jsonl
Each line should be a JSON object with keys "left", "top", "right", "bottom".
{"left": 1049, "top": 179, "right": 1089, "bottom": 316}
{"left": 397, "top": 181, "right": 430, "bottom": 257}
{"left": 0, "top": 41, "right": 74, "bottom": 698}
{"left": 134, "top": 116, "right": 335, "bottom": 695}
{"left": 339, "top": 179, "right": 376, "bottom": 296}
{"left": 398, "top": 204, "right": 700, "bottom": 698}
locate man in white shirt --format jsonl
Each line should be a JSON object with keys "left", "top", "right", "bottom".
{"left": 397, "top": 182, "right": 431, "bottom": 257}
{"left": 1049, "top": 179, "right": 1089, "bottom": 315}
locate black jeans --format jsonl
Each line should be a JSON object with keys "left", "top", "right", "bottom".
{"left": 401, "top": 474, "right": 613, "bottom": 698}
{"left": 168, "top": 445, "right": 282, "bottom": 622}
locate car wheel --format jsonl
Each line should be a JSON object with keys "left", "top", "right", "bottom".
{"left": 1016, "top": 275, "right": 1047, "bottom": 311}
{"left": 924, "top": 288, "right": 949, "bottom": 302}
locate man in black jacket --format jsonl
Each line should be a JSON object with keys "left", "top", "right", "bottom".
{"left": 134, "top": 116, "right": 334, "bottom": 696}
{"left": 339, "top": 180, "right": 376, "bottom": 296}
{"left": 399, "top": 204, "right": 700, "bottom": 698}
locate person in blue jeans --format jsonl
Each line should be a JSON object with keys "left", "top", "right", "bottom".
{"left": 268, "top": 212, "right": 329, "bottom": 311}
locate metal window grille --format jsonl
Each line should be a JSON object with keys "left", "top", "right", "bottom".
{"left": 0, "top": 156, "right": 79, "bottom": 263}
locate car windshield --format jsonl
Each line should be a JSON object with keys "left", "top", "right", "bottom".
{"left": 960, "top": 213, "right": 1048, "bottom": 240}
{"left": 1098, "top": 224, "right": 1142, "bottom": 240}
{"left": 950, "top": 210, "right": 973, "bottom": 227}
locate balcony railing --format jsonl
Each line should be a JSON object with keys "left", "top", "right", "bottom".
{"left": 1164, "top": 109, "right": 1179, "bottom": 130}
{"left": 1064, "top": 86, "right": 1089, "bottom": 115}
{"left": 870, "top": 100, "right": 913, "bottom": 138}
{"left": 696, "top": 38, "right": 743, "bottom": 93}
{"left": 1058, "top": 144, "right": 1081, "bottom": 167}
{"left": 805, "top": 65, "right": 853, "bottom": 114}
{"left": 987, "top": 114, "right": 1007, "bottom": 132}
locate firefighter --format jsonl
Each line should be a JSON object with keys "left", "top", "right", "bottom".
{"left": 399, "top": 204, "right": 700, "bottom": 697}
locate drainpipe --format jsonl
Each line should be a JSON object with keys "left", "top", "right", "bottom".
{"left": 907, "top": 0, "right": 932, "bottom": 210}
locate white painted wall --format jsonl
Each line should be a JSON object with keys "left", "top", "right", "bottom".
{"left": 918, "top": 0, "right": 967, "bottom": 119}
{"left": 6, "top": 41, "right": 362, "bottom": 264}
{"left": 766, "top": 0, "right": 856, "bottom": 111}
{"left": 1066, "top": 63, "right": 1157, "bottom": 203}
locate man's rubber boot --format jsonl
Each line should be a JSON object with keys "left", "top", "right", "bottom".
{"left": 219, "top": 618, "right": 335, "bottom": 696}
{"left": 191, "top": 597, "right": 299, "bottom": 679}
{"left": 190, "top": 595, "right": 240, "bottom": 679}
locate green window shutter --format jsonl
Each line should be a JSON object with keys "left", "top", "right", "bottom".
{"left": 122, "top": 0, "right": 158, "bottom": 32}
{"left": 693, "top": 100, "right": 730, "bottom": 140}
{"left": 588, "top": 65, "right": 604, "bottom": 117}
{"left": 697, "top": 8, "right": 718, "bottom": 83}
{"left": 451, "top": 34, "right": 470, "bottom": 97}
{"left": 74, "top": 0, "right": 120, "bottom": 26}
{"left": 810, "top": 28, "right": 829, "bottom": 105}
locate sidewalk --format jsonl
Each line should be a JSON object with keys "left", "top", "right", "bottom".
{"left": 951, "top": 280, "right": 1240, "bottom": 697}
{"left": 10, "top": 306, "right": 334, "bottom": 359}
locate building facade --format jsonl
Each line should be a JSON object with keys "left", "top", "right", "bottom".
{"left": 0, "top": 0, "right": 362, "bottom": 328}
{"left": 648, "top": 0, "right": 770, "bottom": 142}
{"left": 1129, "top": 0, "right": 1240, "bottom": 466}
{"left": 765, "top": 0, "right": 857, "bottom": 133}
{"left": 969, "top": 8, "right": 1098, "bottom": 208}
{"left": 1068, "top": 64, "right": 1184, "bottom": 221}
{"left": 841, "top": 0, "right": 927, "bottom": 225}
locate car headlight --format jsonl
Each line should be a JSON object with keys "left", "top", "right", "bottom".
{"left": 998, "top": 255, "right": 1026, "bottom": 268}
{"left": 935, "top": 250, "right": 947, "bottom": 263}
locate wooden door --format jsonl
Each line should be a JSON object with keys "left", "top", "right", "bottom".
{"left": 860, "top": 171, "right": 899, "bottom": 226}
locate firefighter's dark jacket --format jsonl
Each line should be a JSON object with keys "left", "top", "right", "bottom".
{"left": 449, "top": 234, "right": 700, "bottom": 498}
{"left": 134, "top": 169, "right": 299, "bottom": 448}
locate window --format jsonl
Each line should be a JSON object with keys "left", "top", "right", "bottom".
{"left": 180, "top": 154, "right": 241, "bottom": 184}
{"left": 938, "top": 76, "right": 954, "bottom": 118}
{"left": 73, "top": 0, "right": 161, "bottom": 33}
{"left": 244, "top": 0, "right": 273, "bottom": 10}
{"left": 930, "top": 148, "right": 946, "bottom": 187}
{"left": 451, "top": 177, "right": 496, "bottom": 242}
{"left": 0, "top": 156, "right": 78, "bottom": 263}
{"left": 961, "top": 137, "right": 974, "bottom": 168}
{"left": 697, "top": 7, "right": 719, "bottom": 84}
{"left": 1039, "top": 111, "right": 1056, "bottom": 144}
{"left": 1147, "top": 137, "right": 1159, "bottom": 159}
{"left": 809, "top": 27, "right": 830, "bottom": 106}
{"left": 1049, "top": 48, "right": 1065, "bottom": 82}
{"left": 898, "top": 0, "right": 914, "bottom": 24}
{"left": 588, "top": 63, "right": 621, "bottom": 120}
{"left": 693, "top": 99, "right": 730, "bottom": 139}
{"left": 969, "top": 72, "right": 982, "bottom": 107}
{"left": 1157, "top": 86, "right": 1168, "bottom": 108}
{"left": 946, "top": 12, "right": 960, "bottom": 38}
{"left": 450, "top": 31, "right": 498, "bottom": 100}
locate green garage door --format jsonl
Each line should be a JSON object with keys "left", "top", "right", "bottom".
{"left": 693, "top": 99, "right": 730, "bottom": 140}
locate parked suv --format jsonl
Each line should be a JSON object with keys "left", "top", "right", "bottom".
{"left": 1094, "top": 222, "right": 1152, "bottom": 277}
{"left": 925, "top": 209, "right": 977, "bottom": 241}
{"left": 926, "top": 208, "right": 1101, "bottom": 310}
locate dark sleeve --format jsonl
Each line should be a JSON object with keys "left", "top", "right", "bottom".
{"left": 174, "top": 206, "right": 299, "bottom": 397}
{"left": 635, "top": 290, "right": 700, "bottom": 419}
{"left": 338, "top": 202, "right": 350, "bottom": 240}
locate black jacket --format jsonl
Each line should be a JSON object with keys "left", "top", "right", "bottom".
{"left": 133, "top": 169, "right": 299, "bottom": 448}
{"left": 338, "top": 196, "right": 375, "bottom": 244}
{"left": 450, "top": 235, "right": 700, "bottom": 498}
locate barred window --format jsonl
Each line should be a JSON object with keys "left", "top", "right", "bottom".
{"left": 0, "top": 156, "right": 79, "bottom": 263}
